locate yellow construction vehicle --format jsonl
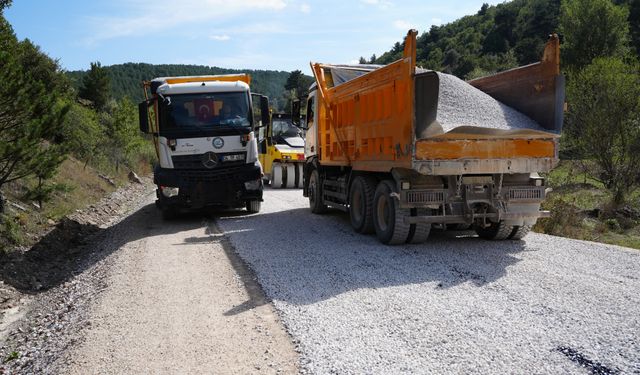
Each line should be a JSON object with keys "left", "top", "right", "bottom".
{"left": 258, "top": 112, "right": 305, "bottom": 188}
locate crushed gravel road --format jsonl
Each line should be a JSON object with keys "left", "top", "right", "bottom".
{"left": 1, "top": 186, "right": 638, "bottom": 374}
{"left": 61, "top": 199, "right": 298, "bottom": 374}
{"left": 0, "top": 183, "right": 299, "bottom": 374}
{"left": 218, "top": 189, "right": 640, "bottom": 374}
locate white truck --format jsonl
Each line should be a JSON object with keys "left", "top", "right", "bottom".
{"left": 139, "top": 74, "right": 270, "bottom": 218}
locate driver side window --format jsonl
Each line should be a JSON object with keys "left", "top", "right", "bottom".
{"left": 306, "top": 96, "right": 315, "bottom": 129}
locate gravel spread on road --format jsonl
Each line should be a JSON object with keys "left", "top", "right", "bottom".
{"left": 435, "top": 72, "right": 545, "bottom": 132}
{"left": 60, "top": 198, "right": 299, "bottom": 374}
{"left": 0, "top": 182, "right": 299, "bottom": 374}
{"left": 218, "top": 189, "right": 640, "bottom": 374}
{"left": 0, "top": 179, "right": 154, "bottom": 374}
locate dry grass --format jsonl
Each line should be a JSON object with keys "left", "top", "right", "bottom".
{"left": 534, "top": 161, "right": 640, "bottom": 250}
{"left": 0, "top": 157, "right": 126, "bottom": 252}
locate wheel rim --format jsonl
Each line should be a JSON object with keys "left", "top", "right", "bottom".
{"left": 352, "top": 187, "right": 363, "bottom": 223}
{"left": 376, "top": 194, "right": 390, "bottom": 232}
{"left": 309, "top": 175, "right": 317, "bottom": 206}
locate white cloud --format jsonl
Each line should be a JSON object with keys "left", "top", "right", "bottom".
{"left": 300, "top": 3, "right": 311, "bottom": 13}
{"left": 393, "top": 20, "right": 412, "bottom": 30}
{"left": 431, "top": 18, "right": 443, "bottom": 26}
{"left": 209, "top": 34, "right": 230, "bottom": 41}
{"left": 86, "top": 0, "right": 287, "bottom": 42}
{"left": 208, "top": 22, "right": 288, "bottom": 37}
{"left": 360, "top": 0, "right": 392, "bottom": 9}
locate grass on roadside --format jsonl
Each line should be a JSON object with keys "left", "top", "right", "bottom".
{"left": 0, "top": 157, "right": 132, "bottom": 253}
{"left": 535, "top": 161, "right": 640, "bottom": 250}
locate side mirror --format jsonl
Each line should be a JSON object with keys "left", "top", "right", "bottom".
{"left": 138, "top": 101, "right": 150, "bottom": 133}
{"left": 260, "top": 96, "right": 270, "bottom": 128}
{"left": 291, "top": 99, "right": 301, "bottom": 126}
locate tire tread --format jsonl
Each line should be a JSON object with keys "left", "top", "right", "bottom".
{"left": 475, "top": 220, "right": 513, "bottom": 240}
{"left": 508, "top": 225, "right": 532, "bottom": 240}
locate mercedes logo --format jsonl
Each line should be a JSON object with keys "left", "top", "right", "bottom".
{"left": 201, "top": 152, "right": 218, "bottom": 169}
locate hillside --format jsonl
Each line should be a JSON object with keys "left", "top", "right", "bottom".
{"left": 374, "top": 0, "right": 560, "bottom": 78}
{"left": 374, "top": 0, "right": 639, "bottom": 79}
{"left": 66, "top": 63, "right": 291, "bottom": 108}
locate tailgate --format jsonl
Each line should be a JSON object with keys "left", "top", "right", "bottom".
{"left": 413, "top": 127, "right": 559, "bottom": 175}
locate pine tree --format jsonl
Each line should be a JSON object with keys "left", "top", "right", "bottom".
{"left": 79, "top": 62, "right": 111, "bottom": 111}
{"left": 0, "top": 14, "right": 70, "bottom": 212}
{"left": 284, "top": 70, "right": 313, "bottom": 98}
{"left": 628, "top": 0, "right": 640, "bottom": 56}
{"left": 22, "top": 143, "right": 68, "bottom": 209}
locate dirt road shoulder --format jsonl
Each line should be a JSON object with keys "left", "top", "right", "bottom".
{"left": 61, "top": 207, "right": 299, "bottom": 374}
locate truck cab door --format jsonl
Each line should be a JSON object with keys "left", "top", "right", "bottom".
{"left": 251, "top": 93, "right": 270, "bottom": 129}
{"left": 251, "top": 94, "right": 270, "bottom": 167}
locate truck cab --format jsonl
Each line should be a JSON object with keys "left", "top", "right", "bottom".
{"left": 139, "top": 75, "right": 270, "bottom": 218}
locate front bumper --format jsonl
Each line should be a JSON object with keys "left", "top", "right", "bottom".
{"left": 154, "top": 164, "right": 263, "bottom": 209}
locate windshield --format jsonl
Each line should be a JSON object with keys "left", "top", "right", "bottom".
{"left": 272, "top": 119, "right": 301, "bottom": 138}
{"left": 159, "top": 92, "right": 251, "bottom": 134}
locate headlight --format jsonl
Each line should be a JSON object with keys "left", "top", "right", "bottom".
{"left": 244, "top": 179, "right": 262, "bottom": 190}
{"left": 161, "top": 186, "right": 179, "bottom": 198}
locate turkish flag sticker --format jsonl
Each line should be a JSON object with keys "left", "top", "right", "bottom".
{"left": 195, "top": 99, "right": 214, "bottom": 121}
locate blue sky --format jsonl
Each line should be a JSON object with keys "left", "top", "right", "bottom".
{"left": 5, "top": 0, "right": 502, "bottom": 74}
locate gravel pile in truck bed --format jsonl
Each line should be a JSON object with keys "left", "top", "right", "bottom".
{"left": 435, "top": 72, "right": 545, "bottom": 133}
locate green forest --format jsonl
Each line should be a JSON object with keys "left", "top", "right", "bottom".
{"left": 66, "top": 63, "right": 291, "bottom": 109}
{"left": 1, "top": 0, "right": 640, "bottom": 249}
{"left": 369, "top": 0, "right": 640, "bottom": 79}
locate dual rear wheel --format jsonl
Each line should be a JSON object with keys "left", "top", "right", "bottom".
{"left": 474, "top": 221, "right": 531, "bottom": 240}
{"left": 371, "top": 180, "right": 432, "bottom": 245}
{"left": 310, "top": 171, "right": 531, "bottom": 244}
{"left": 349, "top": 178, "right": 431, "bottom": 245}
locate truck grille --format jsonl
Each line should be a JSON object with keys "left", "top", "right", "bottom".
{"left": 406, "top": 190, "right": 445, "bottom": 204}
{"left": 172, "top": 154, "right": 204, "bottom": 169}
{"left": 172, "top": 153, "right": 245, "bottom": 170}
{"left": 508, "top": 188, "right": 543, "bottom": 201}
{"left": 174, "top": 166, "right": 250, "bottom": 184}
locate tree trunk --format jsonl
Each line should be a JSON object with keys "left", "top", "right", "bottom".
{"left": 37, "top": 177, "right": 43, "bottom": 210}
{"left": 0, "top": 190, "right": 5, "bottom": 214}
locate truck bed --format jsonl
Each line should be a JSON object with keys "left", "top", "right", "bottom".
{"left": 310, "top": 33, "right": 563, "bottom": 174}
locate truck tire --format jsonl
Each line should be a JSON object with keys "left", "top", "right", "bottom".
{"left": 406, "top": 209, "right": 431, "bottom": 244}
{"left": 309, "top": 169, "right": 328, "bottom": 214}
{"left": 474, "top": 220, "right": 513, "bottom": 240}
{"left": 508, "top": 225, "right": 532, "bottom": 240}
{"left": 349, "top": 175, "right": 377, "bottom": 234}
{"left": 373, "top": 180, "right": 411, "bottom": 245}
{"left": 246, "top": 200, "right": 261, "bottom": 213}
{"left": 285, "top": 164, "right": 296, "bottom": 188}
{"left": 296, "top": 163, "right": 304, "bottom": 188}
{"left": 272, "top": 162, "right": 283, "bottom": 188}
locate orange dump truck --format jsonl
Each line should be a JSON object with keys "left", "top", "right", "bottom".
{"left": 300, "top": 30, "right": 565, "bottom": 244}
